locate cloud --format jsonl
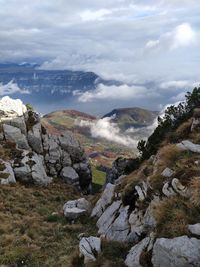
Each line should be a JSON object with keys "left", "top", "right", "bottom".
{"left": 146, "top": 23, "right": 197, "bottom": 52}
{"left": 171, "top": 23, "right": 196, "bottom": 49}
{"left": 0, "top": 80, "right": 30, "bottom": 96}
{"left": 77, "top": 84, "right": 149, "bottom": 102}
{"left": 159, "top": 80, "right": 191, "bottom": 90}
{"left": 0, "top": 0, "right": 199, "bottom": 112}
{"left": 75, "top": 117, "right": 139, "bottom": 147}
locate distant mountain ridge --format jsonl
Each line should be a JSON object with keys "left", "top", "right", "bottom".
{"left": 0, "top": 63, "right": 121, "bottom": 106}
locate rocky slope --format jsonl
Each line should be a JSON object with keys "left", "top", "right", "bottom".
{"left": 0, "top": 96, "right": 92, "bottom": 191}
{"left": 69, "top": 89, "right": 200, "bottom": 266}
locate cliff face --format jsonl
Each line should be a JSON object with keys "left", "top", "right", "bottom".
{"left": 0, "top": 96, "right": 92, "bottom": 191}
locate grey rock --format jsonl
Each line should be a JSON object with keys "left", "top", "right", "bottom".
{"left": 3, "top": 124, "right": 29, "bottom": 150}
{"left": 60, "top": 166, "right": 79, "bottom": 185}
{"left": 28, "top": 123, "right": 43, "bottom": 154}
{"left": 63, "top": 198, "right": 91, "bottom": 220}
{"left": 161, "top": 168, "right": 174, "bottom": 178}
{"left": 152, "top": 236, "right": 200, "bottom": 267}
{"left": 79, "top": 236, "right": 101, "bottom": 263}
{"left": 91, "top": 183, "right": 115, "bottom": 218}
{"left": 97, "top": 200, "right": 121, "bottom": 236}
{"left": 162, "top": 182, "right": 176, "bottom": 197}
{"left": 0, "top": 161, "right": 16, "bottom": 185}
{"left": 188, "top": 223, "right": 200, "bottom": 236}
{"left": 125, "top": 237, "right": 150, "bottom": 267}
{"left": 177, "top": 140, "right": 200, "bottom": 153}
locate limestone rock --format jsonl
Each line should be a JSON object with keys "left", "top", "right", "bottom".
{"left": 28, "top": 123, "right": 43, "bottom": 154}
{"left": 3, "top": 124, "right": 29, "bottom": 150}
{"left": 125, "top": 237, "right": 150, "bottom": 267}
{"left": 91, "top": 183, "right": 115, "bottom": 218}
{"left": 162, "top": 182, "right": 176, "bottom": 197}
{"left": 63, "top": 198, "right": 91, "bottom": 220}
{"left": 177, "top": 140, "right": 200, "bottom": 153}
{"left": 14, "top": 151, "right": 51, "bottom": 185}
{"left": 97, "top": 200, "right": 121, "bottom": 237}
{"left": 188, "top": 223, "right": 200, "bottom": 236}
{"left": 0, "top": 96, "right": 27, "bottom": 117}
{"left": 79, "top": 236, "right": 101, "bottom": 263}
{"left": 61, "top": 166, "right": 79, "bottom": 185}
{"left": 171, "top": 178, "right": 189, "bottom": 197}
{"left": 152, "top": 236, "right": 200, "bottom": 267}
{"left": 161, "top": 168, "right": 174, "bottom": 178}
{"left": 0, "top": 161, "right": 16, "bottom": 185}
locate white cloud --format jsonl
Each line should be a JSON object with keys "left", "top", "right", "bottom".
{"left": 146, "top": 40, "right": 160, "bottom": 49}
{"left": 75, "top": 117, "right": 138, "bottom": 147}
{"left": 160, "top": 80, "right": 190, "bottom": 90}
{"left": 0, "top": 80, "right": 30, "bottom": 96}
{"left": 79, "top": 9, "right": 112, "bottom": 22}
{"left": 171, "top": 23, "right": 196, "bottom": 49}
{"left": 77, "top": 84, "right": 148, "bottom": 102}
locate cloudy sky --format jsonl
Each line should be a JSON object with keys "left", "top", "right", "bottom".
{"left": 0, "top": 0, "right": 200, "bottom": 112}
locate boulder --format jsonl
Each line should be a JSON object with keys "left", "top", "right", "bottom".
{"left": 105, "top": 205, "right": 136, "bottom": 242}
{"left": 125, "top": 237, "right": 150, "bottom": 267}
{"left": 97, "top": 200, "right": 121, "bottom": 237}
{"left": 152, "top": 236, "right": 200, "bottom": 267}
{"left": 14, "top": 151, "right": 51, "bottom": 185}
{"left": 161, "top": 168, "right": 174, "bottom": 178}
{"left": 79, "top": 236, "right": 101, "bottom": 263}
{"left": 188, "top": 223, "right": 200, "bottom": 236}
{"left": 3, "top": 124, "right": 29, "bottom": 150}
{"left": 63, "top": 198, "right": 91, "bottom": 220}
{"left": 60, "top": 166, "right": 79, "bottom": 185}
{"left": 177, "top": 140, "right": 200, "bottom": 154}
{"left": 0, "top": 161, "right": 16, "bottom": 185}
{"left": 91, "top": 183, "right": 115, "bottom": 218}
{"left": 171, "top": 178, "right": 189, "bottom": 197}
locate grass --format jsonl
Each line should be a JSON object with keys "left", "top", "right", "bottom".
{"left": 153, "top": 196, "right": 200, "bottom": 238}
{"left": 0, "top": 181, "right": 97, "bottom": 266}
{"left": 91, "top": 165, "right": 106, "bottom": 194}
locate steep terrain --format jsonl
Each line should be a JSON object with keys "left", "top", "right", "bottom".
{"left": 1, "top": 87, "right": 200, "bottom": 267}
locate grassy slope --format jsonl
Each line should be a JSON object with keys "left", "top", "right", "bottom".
{"left": 0, "top": 181, "right": 97, "bottom": 266}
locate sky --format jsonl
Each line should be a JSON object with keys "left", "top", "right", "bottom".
{"left": 0, "top": 0, "right": 200, "bottom": 112}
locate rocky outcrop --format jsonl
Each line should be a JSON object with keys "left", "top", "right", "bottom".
{"left": 0, "top": 96, "right": 92, "bottom": 189}
{"left": 91, "top": 183, "right": 115, "bottom": 218}
{"left": 79, "top": 236, "right": 101, "bottom": 263}
{"left": 152, "top": 236, "right": 200, "bottom": 267}
{"left": 0, "top": 161, "right": 16, "bottom": 185}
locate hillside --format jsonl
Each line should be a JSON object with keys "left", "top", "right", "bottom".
{"left": 103, "top": 107, "right": 158, "bottom": 130}
{"left": 1, "top": 87, "right": 200, "bottom": 267}
{"left": 42, "top": 110, "right": 134, "bottom": 168}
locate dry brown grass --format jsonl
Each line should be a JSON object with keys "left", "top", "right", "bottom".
{"left": 193, "top": 108, "right": 200, "bottom": 118}
{"left": 153, "top": 196, "right": 200, "bottom": 238}
{"left": 0, "top": 182, "right": 97, "bottom": 267}
{"left": 190, "top": 178, "right": 200, "bottom": 207}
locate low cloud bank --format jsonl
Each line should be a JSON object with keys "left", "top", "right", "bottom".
{"left": 75, "top": 117, "right": 139, "bottom": 148}
{"left": 0, "top": 80, "right": 30, "bottom": 96}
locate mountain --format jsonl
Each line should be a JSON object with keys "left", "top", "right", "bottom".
{"left": 0, "top": 63, "right": 121, "bottom": 109}
{"left": 103, "top": 107, "right": 158, "bottom": 130}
